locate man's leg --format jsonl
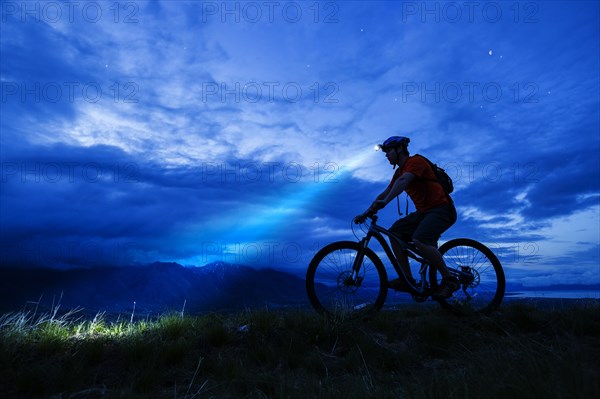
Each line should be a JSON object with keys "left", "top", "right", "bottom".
{"left": 390, "top": 238, "right": 414, "bottom": 281}
{"left": 411, "top": 204, "right": 458, "bottom": 297}
{"left": 389, "top": 214, "right": 420, "bottom": 284}
{"left": 412, "top": 239, "right": 450, "bottom": 278}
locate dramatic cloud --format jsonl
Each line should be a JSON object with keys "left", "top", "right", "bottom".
{"left": 1, "top": 1, "right": 598, "bottom": 286}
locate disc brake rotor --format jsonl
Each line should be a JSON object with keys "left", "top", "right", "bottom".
{"left": 338, "top": 271, "right": 360, "bottom": 293}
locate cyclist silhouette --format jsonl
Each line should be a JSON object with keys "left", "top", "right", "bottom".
{"left": 354, "top": 136, "right": 460, "bottom": 299}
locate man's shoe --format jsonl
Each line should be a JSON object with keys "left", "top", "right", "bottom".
{"left": 433, "top": 276, "right": 460, "bottom": 299}
{"left": 388, "top": 277, "right": 416, "bottom": 292}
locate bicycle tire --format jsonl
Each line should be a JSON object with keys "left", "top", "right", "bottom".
{"left": 306, "top": 241, "right": 388, "bottom": 317}
{"left": 429, "top": 238, "right": 505, "bottom": 314}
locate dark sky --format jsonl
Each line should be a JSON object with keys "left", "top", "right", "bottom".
{"left": 1, "top": 1, "right": 599, "bottom": 287}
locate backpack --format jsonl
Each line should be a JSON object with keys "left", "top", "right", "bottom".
{"left": 414, "top": 154, "right": 454, "bottom": 195}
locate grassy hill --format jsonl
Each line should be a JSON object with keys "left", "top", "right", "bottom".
{"left": 1, "top": 300, "right": 599, "bottom": 398}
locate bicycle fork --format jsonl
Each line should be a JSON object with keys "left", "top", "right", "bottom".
{"left": 346, "top": 238, "right": 369, "bottom": 287}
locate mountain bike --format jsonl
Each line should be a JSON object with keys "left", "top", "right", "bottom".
{"left": 306, "top": 214, "right": 505, "bottom": 317}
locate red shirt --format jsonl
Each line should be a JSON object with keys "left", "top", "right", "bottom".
{"left": 387, "top": 155, "right": 451, "bottom": 213}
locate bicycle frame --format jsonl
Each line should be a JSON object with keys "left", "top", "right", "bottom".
{"left": 351, "top": 216, "right": 429, "bottom": 296}
{"left": 351, "top": 216, "right": 473, "bottom": 297}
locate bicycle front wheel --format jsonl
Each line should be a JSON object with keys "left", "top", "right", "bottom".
{"left": 430, "top": 238, "right": 505, "bottom": 314}
{"left": 306, "top": 241, "right": 388, "bottom": 317}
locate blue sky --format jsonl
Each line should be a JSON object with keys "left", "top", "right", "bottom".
{"left": 1, "top": 0, "right": 599, "bottom": 287}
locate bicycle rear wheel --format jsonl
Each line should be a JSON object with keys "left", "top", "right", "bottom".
{"left": 306, "top": 241, "right": 388, "bottom": 317}
{"left": 430, "top": 238, "right": 505, "bottom": 314}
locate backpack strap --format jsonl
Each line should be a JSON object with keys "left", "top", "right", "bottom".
{"left": 414, "top": 154, "right": 441, "bottom": 185}
{"left": 414, "top": 154, "right": 453, "bottom": 203}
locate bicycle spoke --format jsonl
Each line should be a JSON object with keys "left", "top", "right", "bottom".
{"left": 307, "top": 242, "right": 387, "bottom": 316}
{"left": 435, "top": 239, "right": 505, "bottom": 314}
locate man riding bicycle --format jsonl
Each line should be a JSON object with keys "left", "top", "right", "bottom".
{"left": 354, "top": 136, "right": 460, "bottom": 299}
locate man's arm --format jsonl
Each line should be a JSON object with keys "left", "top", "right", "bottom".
{"left": 380, "top": 172, "right": 415, "bottom": 205}
{"left": 363, "top": 172, "right": 416, "bottom": 214}
{"left": 354, "top": 172, "right": 416, "bottom": 224}
{"left": 364, "top": 187, "right": 392, "bottom": 214}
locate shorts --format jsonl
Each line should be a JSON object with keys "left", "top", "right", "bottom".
{"left": 389, "top": 203, "right": 457, "bottom": 247}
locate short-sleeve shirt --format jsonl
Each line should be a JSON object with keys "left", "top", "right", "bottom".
{"left": 387, "top": 155, "right": 451, "bottom": 213}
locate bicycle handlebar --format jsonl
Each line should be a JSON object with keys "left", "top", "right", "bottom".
{"left": 353, "top": 211, "right": 378, "bottom": 225}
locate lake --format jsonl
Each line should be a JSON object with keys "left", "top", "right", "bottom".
{"left": 507, "top": 290, "right": 600, "bottom": 299}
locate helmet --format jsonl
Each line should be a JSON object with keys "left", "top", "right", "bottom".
{"left": 377, "top": 136, "right": 410, "bottom": 152}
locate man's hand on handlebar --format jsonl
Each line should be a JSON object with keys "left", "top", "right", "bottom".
{"left": 353, "top": 212, "right": 371, "bottom": 224}
{"left": 354, "top": 201, "right": 386, "bottom": 224}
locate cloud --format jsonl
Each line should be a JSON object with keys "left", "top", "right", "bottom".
{"left": 1, "top": 1, "right": 598, "bottom": 287}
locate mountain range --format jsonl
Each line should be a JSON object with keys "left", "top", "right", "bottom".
{"left": 2, "top": 263, "right": 597, "bottom": 315}
{"left": 0, "top": 262, "right": 310, "bottom": 314}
